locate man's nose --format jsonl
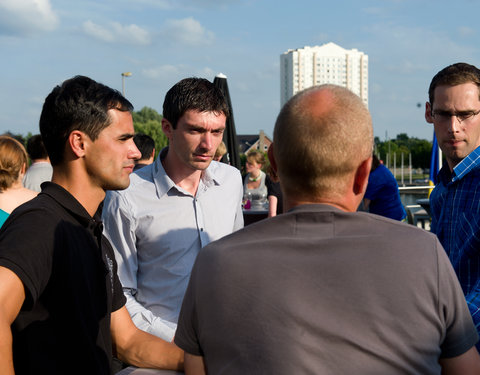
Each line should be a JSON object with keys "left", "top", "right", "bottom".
{"left": 129, "top": 140, "right": 142, "bottom": 159}
{"left": 200, "top": 133, "right": 213, "bottom": 150}
{"left": 447, "top": 115, "right": 461, "bottom": 133}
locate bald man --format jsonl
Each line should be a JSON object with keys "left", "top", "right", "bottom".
{"left": 174, "top": 84, "right": 480, "bottom": 374}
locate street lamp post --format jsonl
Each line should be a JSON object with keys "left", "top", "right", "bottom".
{"left": 121, "top": 72, "right": 132, "bottom": 96}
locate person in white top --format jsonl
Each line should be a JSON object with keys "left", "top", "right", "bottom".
{"left": 23, "top": 134, "right": 53, "bottom": 192}
{"left": 102, "top": 77, "right": 244, "bottom": 341}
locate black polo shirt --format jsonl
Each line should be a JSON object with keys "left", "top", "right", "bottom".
{"left": 0, "top": 182, "right": 126, "bottom": 375}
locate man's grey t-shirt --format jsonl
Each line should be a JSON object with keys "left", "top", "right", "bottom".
{"left": 176, "top": 204, "right": 478, "bottom": 374}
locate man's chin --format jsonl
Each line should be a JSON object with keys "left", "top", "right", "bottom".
{"left": 190, "top": 159, "right": 212, "bottom": 171}
{"left": 103, "top": 179, "right": 131, "bottom": 192}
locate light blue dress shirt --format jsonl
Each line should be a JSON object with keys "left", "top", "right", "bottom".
{"left": 102, "top": 150, "right": 244, "bottom": 341}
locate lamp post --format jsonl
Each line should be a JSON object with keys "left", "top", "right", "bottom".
{"left": 121, "top": 72, "right": 132, "bottom": 96}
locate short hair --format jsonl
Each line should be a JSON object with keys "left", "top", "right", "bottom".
{"left": 246, "top": 149, "right": 265, "bottom": 165}
{"left": 214, "top": 141, "right": 227, "bottom": 159}
{"left": 162, "top": 77, "right": 229, "bottom": 129}
{"left": 39, "top": 75, "right": 133, "bottom": 166}
{"left": 133, "top": 133, "right": 155, "bottom": 161}
{"left": 0, "top": 135, "right": 28, "bottom": 191}
{"left": 26, "top": 134, "right": 48, "bottom": 160}
{"left": 428, "top": 62, "right": 480, "bottom": 105}
{"left": 274, "top": 84, "right": 373, "bottom": 200}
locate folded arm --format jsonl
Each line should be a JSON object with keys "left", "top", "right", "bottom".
{"left": 111, "top": 306, "right": 184, "bottom": 371}
{"left": 439, "top": 346, "right": 480, "bottom": 375}
{"left": 0, "top": 266, "right": 25, "bottom": 375}
{"left": 185, "top": 353, "right": 206, "bottom": 375}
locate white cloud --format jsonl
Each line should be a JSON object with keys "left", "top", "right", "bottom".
{"left": 458, "top": 26, "right": 475, "bottom": 37}
{"left": 82, "top": 20, "right": 151, "bottom": 45}
{"left": 142, "top": 65, "right": 183, "bottom": 79}
{"left": 161, "top": 17, "right": 214, "bottom": 46}
{"left": 0, "top": 0, "right": 59, "bottom": 36}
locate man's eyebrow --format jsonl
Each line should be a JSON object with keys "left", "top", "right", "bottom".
{"left": 118, "top": 133, "right": 135, "bottom": 140}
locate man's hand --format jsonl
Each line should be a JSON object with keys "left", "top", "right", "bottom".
{"left": 110, "top": 306, "right": 184, "bottom": 371}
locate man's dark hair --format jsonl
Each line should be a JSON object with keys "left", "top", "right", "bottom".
{"left": 428, "top": 62, "right": 480, "bottom": 105}
{"left": 26, "top": 134, "right": 48, "bottom": 160}
{"left": 133, "top": 133, "right": 155, "bottom": 161}
{"left": 162, "top": 77, "right": 229, "bottom": 129}
{"left": 39, "top": 75, "right": 133, "bottom": 166}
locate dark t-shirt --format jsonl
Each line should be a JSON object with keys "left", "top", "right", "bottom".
{"left": 176, "top": 204, "right": 478, "bottom": 374}
{"left": 265, "top": 176, "right": 283, "bottom": 215}
{"left": 0, "top": 182, "right": 126, "bottom": 375}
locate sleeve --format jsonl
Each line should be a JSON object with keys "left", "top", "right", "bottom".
{"left": 124, "top": 290, "right": 177, "bottom": 341}
{"left": 102, "top": 190, "right": 178, "bottom": 341}
{"left": 437, "top": 239, "right": 479, "bottom": 358}
{"left": 465, "top": 283, "right": 480, "bottom": 350}
{"left": 0, "top": 207, "right": 55, "bottom": 309}
{"left": 102, "top": 191, "right": 138, "bottom": 290}
{"left": 265, "top": 175, "right": 276, "bottom": 198}
{"left": 233, "top": 170, "right": 244, "bottom": 231}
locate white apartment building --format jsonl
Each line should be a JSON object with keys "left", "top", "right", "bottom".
{"left": 280, "top": 42, "right": 368, "bottom": 107}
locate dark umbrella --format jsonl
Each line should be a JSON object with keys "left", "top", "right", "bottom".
{"left": 213, "top": 73, "right": 241, "bottom": 170}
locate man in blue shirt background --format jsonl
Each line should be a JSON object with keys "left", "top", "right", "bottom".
{"left": 426, "top": 62, "right": 480, "bottom": 349}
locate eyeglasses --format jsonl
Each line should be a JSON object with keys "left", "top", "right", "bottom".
{"left": 431, "top": 109, "right": 480, "bottom": 123}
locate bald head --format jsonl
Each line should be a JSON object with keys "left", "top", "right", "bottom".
{"left": 273, "top": 84, "right": 373, "bottom": 203}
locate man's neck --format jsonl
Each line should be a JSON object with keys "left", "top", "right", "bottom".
{"left": 52, "top": 167, "right": 105, "bottom": 217}
{"left": 162, "top": 150, "right": 203, "bottom": 196}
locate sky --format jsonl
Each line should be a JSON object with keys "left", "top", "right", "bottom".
{"left": 0, "top": 0, "right": 479, "bottom": 142}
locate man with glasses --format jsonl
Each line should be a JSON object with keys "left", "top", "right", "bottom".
{"left": 426, "top": 62, "right": 480, "bottom": 349}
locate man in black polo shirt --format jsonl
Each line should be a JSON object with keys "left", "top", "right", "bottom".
{"left": 0, "top": 76, "right": 183, "bottom": 374}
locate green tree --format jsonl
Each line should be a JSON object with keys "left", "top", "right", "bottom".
{"left": 374, "top": 134, "right": 432, "bottom": 169}
{"left": 132, "top": 107, "right": 167, "bottom": 157}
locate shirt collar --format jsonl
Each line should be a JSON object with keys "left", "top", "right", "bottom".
{"left": 449, "top": 146, "right": 480, "bottom": 182}
{"left": 152, "top": 147, "right": 221, "bottom": 198}
{"left": 40, "top": 182, "right": 101, "bottom": 230}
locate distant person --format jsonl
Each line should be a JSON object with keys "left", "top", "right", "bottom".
{"left": 213, "top": 141, "right": 227, "bottom": 162}
{"left": 175, "top": 84, "right": 480, "bottom": 374}
{"left": 0, "top": 76, "right": 183, "bottom": 374}
{"left": 23, "top": 134, "right": 53, "bottom": 192}
{"left": 102, "top": 77, "right": 243, "bottom": 342}
{"left": 427, "top": 62, "right": 480, "bottom": 350}
{"left": 133, "top": 133, "right": 156, "bottom": 170}
{"left": 362, "top": 153, "right": 406, "bottom": 221}
{"left": 0, "top": 135, "right": 37, "bottom": 227}
{"left": 266, "top": 146, "right": 283, "bottom": 217}
{"left": 243, "top": 149, "right": 268, "bottom": 210}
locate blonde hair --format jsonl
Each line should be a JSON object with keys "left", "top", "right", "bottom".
{"left": 214, "top": 141, "right": 227, "bottom": 159}
{"left": 274, "top": 84, "right": 373, "bottom": 200}
{"left": 246, "top": 149, "right": 265, "bottom": 166}
{"left": 0, "top": 136, "right": 28, "bottom": 191}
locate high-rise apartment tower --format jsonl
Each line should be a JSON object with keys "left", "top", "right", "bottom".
{"left": 280, "top": 42, "right": 368, "bottom": 107}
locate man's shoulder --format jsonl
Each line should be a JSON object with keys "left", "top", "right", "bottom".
{"left": 0, "top": 194, "right": 65, "bottom": 243}
{"left": 200, "top": 206, "right": 438, "bottom": 259}
{"left": 207, "top": 161, "right": 241, "bottom": 180}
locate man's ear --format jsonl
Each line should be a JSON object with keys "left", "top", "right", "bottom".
{"left": 68, "top": 130, "right": 87, "bottom": 158}
{"left": 353, "top": 156, "right": 372, "bottom": 195}
{"left": 267, "top": 143, "right": 277, "bottom": 175}
{"left": 425, "top": 102, "right": 434, "bottom": 124}
{"left": 162, "top": 118, "right": 173, "bottom": 139}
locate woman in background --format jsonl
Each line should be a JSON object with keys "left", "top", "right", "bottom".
{"left": 0, "top": 135, "right": 38, "bottom": 227}
{"left": 243, "top": 149, "right": 268, "bottom": 210}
